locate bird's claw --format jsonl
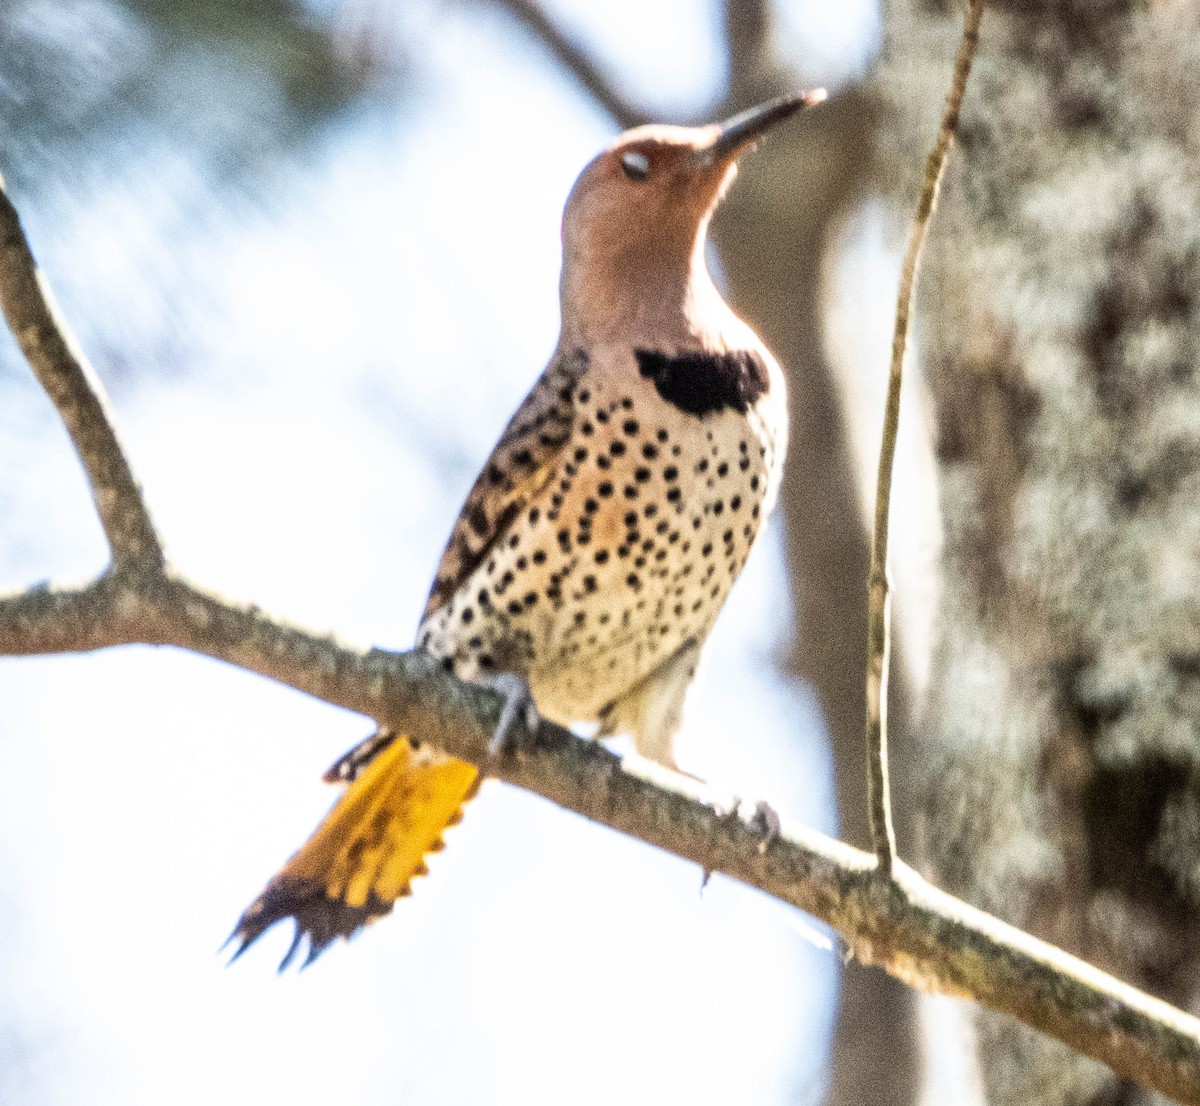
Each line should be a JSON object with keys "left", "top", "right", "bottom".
{"left": 749, "top": 800, "right": 781, "bottom": 854}
{"left": 714, "top": 794, "right": 781, "bottom": 855}
{"left": 480, "top": 672, "right": 541, "bottom": 756}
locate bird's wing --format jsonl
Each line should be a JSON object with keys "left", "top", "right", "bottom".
{"left": 420, "top": 347, "right": 589, "bottom": 623}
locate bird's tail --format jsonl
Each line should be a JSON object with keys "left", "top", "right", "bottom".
{"left": 228, "top": 730, "right": 479, "bottom": 970}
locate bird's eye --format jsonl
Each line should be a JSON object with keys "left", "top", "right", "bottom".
{"left": 621, "top": 151, "right": 651, "bottom": 181}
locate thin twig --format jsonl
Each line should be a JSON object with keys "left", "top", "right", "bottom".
{"left": 866, "top": 0, "right": 985, "bottom": 874}
{"left": 0, "top": 178, "right": 164, "bottom": 570}
{"left": 486, "top": 0, "right": 650, "bottom": 130}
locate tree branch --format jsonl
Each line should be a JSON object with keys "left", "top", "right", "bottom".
{"left": 866, "top": 0, "right": 984, "bottom": 875}
{"left": 3, "top": 112, "right": 1200, "bottom": 1106}
{"left": 484, "top": 0, "right": 651, "bottom": 129}
{"left": 0, "top": 179, "right": 164, "bottom": 570}
{"left": 1, "top": 566, "right": 1198, "bottom": 1102}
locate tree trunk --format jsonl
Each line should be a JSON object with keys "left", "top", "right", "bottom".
{"left": 881, "top": 2, "right": 1200, "bottom": 1102}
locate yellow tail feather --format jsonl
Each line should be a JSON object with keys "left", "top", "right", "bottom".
{"left": 230, "top": 734, "right": 479, "bottom": 969}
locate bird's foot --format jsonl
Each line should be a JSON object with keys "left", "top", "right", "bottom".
{"left": 714, "top": 795, "right": 782, "bottom": 855}
{"left": 479, "top": 672, "right": 541, "bottom": 756}
{"left": 749, "top": 800, "right": 781, "bottom": 854}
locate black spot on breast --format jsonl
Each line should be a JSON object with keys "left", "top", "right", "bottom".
{"left": 636, "top": 349, "right": 769, "bottom": 418}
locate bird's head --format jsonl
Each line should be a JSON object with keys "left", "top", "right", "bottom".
{"left": 559, "top": 90, "right": 826, "bottom": 345}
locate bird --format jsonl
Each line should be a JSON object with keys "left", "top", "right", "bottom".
{"left": 230, "top": 89, "right": 826, "bottom": 969}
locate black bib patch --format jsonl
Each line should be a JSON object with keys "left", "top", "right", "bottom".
{"left": 635, "top": 348, "right": 769, "bottom": 418}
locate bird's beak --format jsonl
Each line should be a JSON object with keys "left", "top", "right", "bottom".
{"left": 695, "top": 89, "right": 827, "bottom": 167}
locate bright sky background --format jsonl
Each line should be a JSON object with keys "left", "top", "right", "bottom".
{"left": 0, "top": 2, "right": 898, "bottom": 1104}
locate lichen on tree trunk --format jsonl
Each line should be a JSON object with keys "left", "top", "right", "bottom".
{"left": 881, "top": 2, "right": 1200, "bottom": 1102}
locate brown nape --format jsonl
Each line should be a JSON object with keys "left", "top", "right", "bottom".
{"left": 556, "top": 91, "right": 824, "bottom": 348}
{"left": 558, "top": 127, "right": 737, "bottom": 349}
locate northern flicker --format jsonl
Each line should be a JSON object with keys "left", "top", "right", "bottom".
{"left": 231, "top": 90, "right": 825, "bottom": 968}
